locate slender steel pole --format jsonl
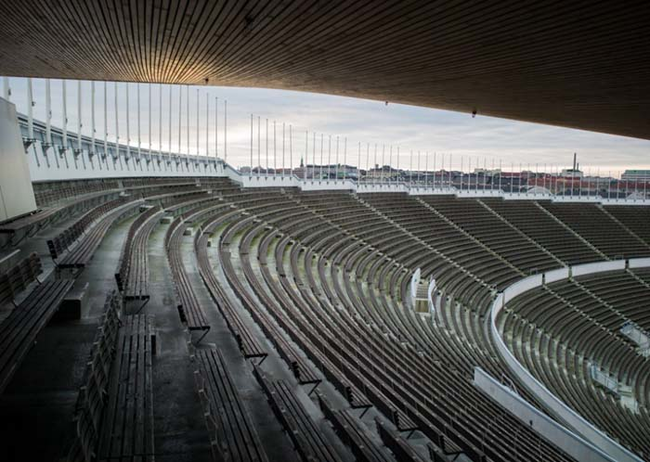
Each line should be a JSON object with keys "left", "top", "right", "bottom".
{"left": 126, "top": 83, "right": 131, "bottom": 161}
{"left": 388, "top": 146, "right": 393, "bottom": 184}
{"left": 206, "top": 94, "right": 209, "bottom": 157}
{"left": 257, "top": 117, "right": 261, "bottom": 177}
{"left": 381, "top": 145, "right": 385, "bottom": 183}
{"left": 425, "top": 152, "right": 428, "bottom": 189}
{"left": 178, "top": 85, "right": 182, "bottom": 155}
{"left": 63, "top": 80, "right": 68, "bottom": 150}
{"left": 395, "top": 146, "right": 402, "bottom": 182}
{"left": 327, "top": 135, "right": 332, "bottom": 181}
{"left": 343, "top": 137, "right": 347, "bottom": 182}
{"left": 366, "top": 143, "right": 370, "bottom": 185}
{"left": 196, "top": 89, "right": 200, "bottom": 156}
{"left": 266, "top": 119, "right": 269, "bottom": 175}
{"left": 320, "top": 134, "right": 324, "bottom": 180}
{"left": 335, "top": 136, "right": 339, "bottom": 181}
{"left": 312, "top": 133, "right": 316, "bottom": 179}
{"left": 250, "top": 114, "right": 253, "bottom": 177}
{"left": 282, "top": 122, "right": 286, "bottom": 178}
{"left": 46, "top": 80, "right": 52, "bottom": 148}
{"left": 168, "top": 86, "right": 172, "bottom": 161}
{"left": 224, "top": 100, "right": 228, "bottom": 162}
{"left": 27, "top": 78, "right": 34, "bottom": 141}
{"left": 357, "top": 142, "right": 361, "bottom": 184}
{"left": 77, "top": 80, "right": 83, "bottom": 154}
{"left": 274, "top": 120, "right": 277, "bottom": 177}
{"left": 215, "top": 97, "right": 219, "bottom": 158}
{"left": 289, "top": 124, "right": 293, "bottom": 178}
{"left": 373, "top": 144, "right": 377, "bottom": 184}
{"left": 91, "top": 81, "right": 96, "bottom": 155}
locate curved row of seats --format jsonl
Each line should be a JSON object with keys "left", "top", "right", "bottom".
{"left": 115, "top": 205, "right": 163, "bottom": 301}
{"left": 500, "top": 273, "right": 650, "bottom": 456}
{"left": 207, "top": 189, "right": 573, "bottom": 462}
{"left": 4, "top": 176, "right": 650, "bottom": 462}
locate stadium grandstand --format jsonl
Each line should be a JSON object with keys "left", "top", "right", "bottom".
{"left": 0, "top": 2, "right": 649, "bottom": 462}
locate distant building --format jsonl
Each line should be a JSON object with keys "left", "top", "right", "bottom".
{"left": 560, "top": 168, "right": 583, "bottom": 178}
{"left": 622, "top": 170, "right": 650, "bottom": 181}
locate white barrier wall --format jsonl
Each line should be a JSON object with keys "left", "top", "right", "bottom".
{"left": 572, "top": 260, "right": 625, "bottom": 277}
{"left": 544, "top": 268, "right": 570, "bottom": 284}
{"left": 490, "top": 259, "right": 648, "bottom": 462}
{"left": 0, "top": 98, "right": 37, "bottom": 220}
{"left": 629, "top": 258, "right": 650, "bottom": 268}
{"left": 474, "top": 367, "right": 618, "bottom": 462}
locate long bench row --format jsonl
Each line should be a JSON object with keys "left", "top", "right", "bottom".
{"left": 212, "top": 189, "right": 569, "bottom": 462}
{"left": 115, "top": 205, "right": 163, "bottom": 302}
{"left": 68, "top": 292, "right": 156, "bottom": 462}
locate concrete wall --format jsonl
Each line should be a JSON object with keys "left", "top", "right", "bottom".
{"left": 473, "top": 367, "right": 618, "bottom": 462}
{"left": 0, "top": 98, "right": 36, "bottom": 221}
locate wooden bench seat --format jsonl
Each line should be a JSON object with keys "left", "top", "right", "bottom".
{"left": 0, "top": 277, "right": 73, "bottom": 394}
{"left": 68, "top": 292, "right": 122, "bottom": 462}
{"left": 98, "top": 314, "right": 156, "bottom": 462}
{"left": 0, "top": 251, "right": 42, "bottom": 308}
{"left": 374, "top": 418, "right": 428, "bottom": 462}
{"left": 53, "top": 200, "right": 141, "bottom": 269}
{"left": 115, "top": 206, "right": 162, "bottom": 303}
{"left": 317, "top": 392, "right": 392, "bottom": 462}
{"left": 193, "top": 348, "right": 269, "bottom": 462}
{"left": 195, "top": 218, "right": 267, "bottom": 360}
{"left": 253, "top": 365, "right": 343, "bottom": 462}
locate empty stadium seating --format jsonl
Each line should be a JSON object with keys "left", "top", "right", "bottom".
{"left": 2, "top": 175, "right": 649, "bottom": 462}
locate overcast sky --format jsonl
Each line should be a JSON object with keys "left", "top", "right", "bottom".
{"left": 4, "top": 77, "right": 648, "bottom": 176}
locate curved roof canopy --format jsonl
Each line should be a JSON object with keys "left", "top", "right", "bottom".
{"left": 0, "top": 1, "right": 648, "bottom": 139}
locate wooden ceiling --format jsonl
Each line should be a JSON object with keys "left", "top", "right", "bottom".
{"left": 0, "top": 1, "right": 648, "bottom": 139}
